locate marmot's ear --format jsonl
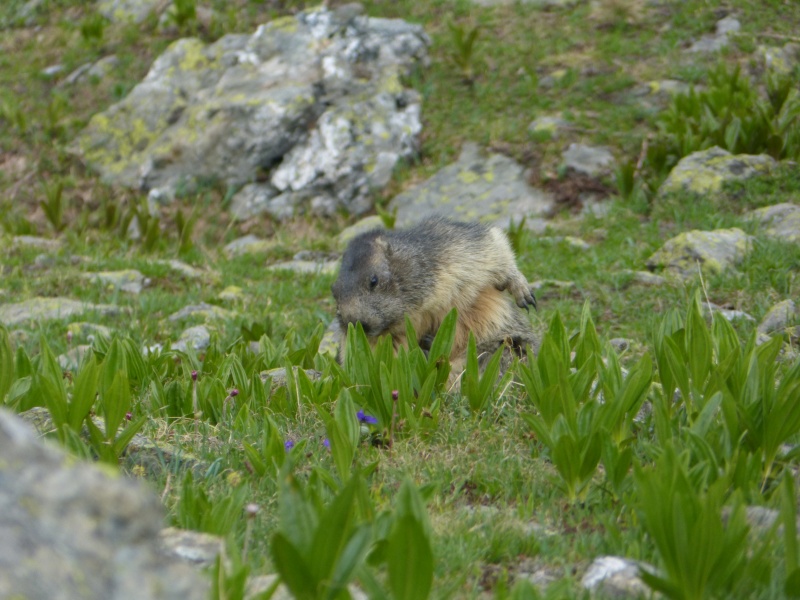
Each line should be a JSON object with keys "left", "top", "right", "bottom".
{"left": 375, "top": 237, "right": 393, "bottom": 257}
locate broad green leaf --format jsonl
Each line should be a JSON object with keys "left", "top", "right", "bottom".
{"left": 271, "top": 533, "right": 317, "bottom": 600}
{"left": 0, "top": 325, "right": 13, "bottom": 403}
{"left": 329, "top": 524, "right": 373, "bottom": 597}
{"left": 68, "top": 353, "right": 99, "bottom": 431}
{"left": 112, "top": 415, "right": 147, "bottom": 457}
{"left": 102, "top": 370, "right": 131, "bottom": 439}
{"left": 387, "top": 514, "right": 433, "bottom": 600}
{"left": 309, "top": 475, "right": 360, "bottom": 584}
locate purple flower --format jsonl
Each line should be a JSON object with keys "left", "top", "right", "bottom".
{"left": 357, "top": 410, "right": 378, "bottom": 425}
{"left": 391, "top": 390, "right": 399, "bottom": 401}
{"left": 229, "top": 388, "right": 239, "bottom": 397}
{"left": 125, "top": 412, "right": 132, "bottom": 421}
{"left": 191, "top": 370, "right": 198, "bottom": 381}
{"left": 284, "top": 439, "right": 294, "bottom": 451}
{"left": 323, "top": 438, "right": 330, "bottom": 448}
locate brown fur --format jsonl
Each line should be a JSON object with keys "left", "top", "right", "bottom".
{"left": 331, "top": 217, "right": 539, "bottom": 365}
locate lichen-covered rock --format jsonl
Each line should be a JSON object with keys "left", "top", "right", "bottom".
{"left": 76, "top": 5, "right": 429, "bottom": 218}
{"left": 528, "top": 114, "right": 572, "bottom": 139}
{"left": 168, "top": 302, "right": 236, "bottom": 322}
{"left": 159, "top": 528, "right": 224, "bottom": 569}
{"left": 266, "top": 259, "right": 338, "bottom": 275}
{"left": 746, "top": 203, "right": 800, "bottom": 244}
{"left": 659, "top": 147, "right": 775, "bottom": 196}
{"left": 337, "top": 215, "right": 385, "bottom": 250}
{"left": 224, "top": 234, "right": 272, "bottom": 258}
{"left": 0, "top": 409, "right": 208, "bottom": 599}
{"left": 388, "top": 142, "right": 553, "bottom": 227}
{"left": 0, "top": 296, "right": 122, "bottom": 326}
{"left": 646, "top": 228, "right": 753, "bottom": 278}
{"left": 755, "top": 43, "right": 800, "bottom": 76}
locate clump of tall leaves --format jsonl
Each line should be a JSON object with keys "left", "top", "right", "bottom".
{"left": 646, "top": 64, "right": 800, "bottom": 181}
{"left": 519, "top": 303, "right": 651, "bottom": 502}
{"left": 447, "top": 22, "right": 481, "bottom": 83}
{"left": 634, "top": 445, "right": 774, "bottom": 600}
{"left": 270, "top": 467, "right": 433, "bottom": 600}
{"left": 340, "top": 310, "right": 457, "bottom": 437}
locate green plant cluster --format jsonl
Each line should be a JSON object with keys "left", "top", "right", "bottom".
{"left": 3, "top": 294, "right": 800, "bottom": 598}
{"left": 645, "top": 64, "right": 800, "bottom": 186}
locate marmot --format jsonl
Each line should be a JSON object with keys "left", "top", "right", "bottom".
{"left": 331, "top": 217, "right": 539, "bottom": 366}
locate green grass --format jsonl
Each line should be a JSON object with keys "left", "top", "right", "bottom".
{"left": 2, "top": 0, "right": 800, "bottom": 598}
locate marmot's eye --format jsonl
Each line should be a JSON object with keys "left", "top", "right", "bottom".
{"left": 369, "top": 275, "right": 379, "bottom": 289}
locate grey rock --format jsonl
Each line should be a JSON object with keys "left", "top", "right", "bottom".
{"left": 562, "top": 143, "right": 615, "bottom": 177}
{"left": 97, "top": 0, "right": 161, "bottom": 23}
{"left": 0, "top": 409, "right": 208, "bottom": 599}
{"left": 67, "top": 321, "right": 114, "bottom": 342}
{"left": 159, "top": 527, "right": 224, "bottom": 569}
{"left": 703, "top": 302, "right": 755, "bottom": 323}
{"left": 224, "top": 235, "right": 271, "bottom": 258}
{"left": 540, "top": 235, "right": 591, "bottom": 250}
{"left": 758, "top": 299, "right": 797, "bottom": 335}
{"left": 2, "top": 0, "right": 45, "bottom": 26}
{"left": 646, "top": 228, "right": 753, "bottom": 279}
{"left": 42, "top": 64, "right": 65, "bottom": 77}
{"left": 530, "top": 279, "right": 576, "bottom": 292}
{"left": 581, "top": 556, "right": 652, "bottom": 598}
{"left": 87, "top": 54, "right": 120, "bottom": 78}
{"left": 337, "top": 215, "right": 385, "bottom": 250}
{"left": 609, "top": 338, "right": 631, "bottom": 353}
{"left": 659, "top": 147, "right": 775, "bottom": 196}
{"left": 11, "top": 235, "right": 61, "bottom": 250}
{"left": 747, "top": 203, "right": 800, "bottom": 244}
{"left": 687, "top": 15, "right": 740, "bottom": 53}
{"left": 620, "top": 269, "right": 667, "bottom": 286}
{"left": 156, "top": 259, "right": 213, "bottom": 280}
{"left": 0, "top": 297, "right": 122, "bottom": 326}
{"left": 266, "top": 259, "right": 338, "bottom": 275}
{"left": 173, "top": 325, "right": 212, "bottom": 353}
{"left": 64, "top": 62, "right": 95, "bottom": 85}
{"left": 84, "top": 269, "right": 148, "bottom": 294}
{"left": 76, "top": 6, "right": 429, "bottom": 218}
{"left": 168, "top": 302, "right": 236, "bottom": 322}
{"left": 389, "top": 142, "right": 554, "bottom": 227}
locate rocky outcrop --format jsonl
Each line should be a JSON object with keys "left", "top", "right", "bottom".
{"left": 747, "top": 203, "right": 800, "bottom": 244}
{"left": 76, "top": 5, "right": 429, "bottom": 219}
{"left": 0, "top": 297, "right": 123, "bottom": 327}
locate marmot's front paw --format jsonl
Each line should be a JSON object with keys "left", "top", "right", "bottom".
{"left": 509, "top": 279, "right": 537, "bottom": 311}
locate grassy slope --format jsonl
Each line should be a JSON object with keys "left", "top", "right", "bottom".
{"left": 2, "top": 0, "right": 800, "bottom": 597}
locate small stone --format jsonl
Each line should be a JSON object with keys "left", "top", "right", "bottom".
{"left": 66, "top": 322, "right": 114, "bottom": 341}
{"left": 609, "top": 338, "right": 631, "bottom": 353}
{"left": 530, "top": 279, "right": 576, "bottom": 291}
{"left": 562, "top": 143, "right": 615, "bottom": 177}
{"left": 703, "top": 302, "right": 755, "bottom": 323}
{"left": 224, "top": 235, "right": 271, "bottom": 258}
{"left": 581, "top": 556, "right": 652, "bottom": 598}
{"left": 620, "top": 269, "right": 667, "bottom": 286}
{"left": 83, "top": 269, "right": 148, "bottom": 294}
{"left": 12, "top": 235, "right": 61, "bottom": 251}
{"left": 756, "top": 43, "right": 800, "bottom": 77}
{"left": 0, "top": 297, "right": 122, "bottom": 327}
{"left": 267, "top": 260, "right": 338, "bottom": 275}
{"left": 156, "top": 259, "right": 212, "bottom": 280}
{"left": 758, "top": 299, "right": 797, "bottom": 335}
{"left": 168, "top": 303, "right": 236, "bottom": 322}
{"left": 41, "top": 64, "right": 65, "bottom": 77}
{"left": 159, "top": 527, "right": 224, "bottom": 569}
{"left": 217, "top": 286, "right": 244, "bottom": 301}
{"left": 229, "top": 183, "right": 280, "bottom": 221}
{"left": 261, "top": 367, "right": 323, "bottom": 389}
{"left": 173, "top": 325, "right": 212, "bottom": 353}
{"left": 687, "top": 15, "right": 740, "bottom": 53}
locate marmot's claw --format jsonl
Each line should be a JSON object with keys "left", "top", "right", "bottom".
{"left": 515, "top": 287, "right": 537, "bottom": 311}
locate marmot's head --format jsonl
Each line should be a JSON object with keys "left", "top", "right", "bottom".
{"left": 332, "top": 231, "right": 405, "bottom": 337}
